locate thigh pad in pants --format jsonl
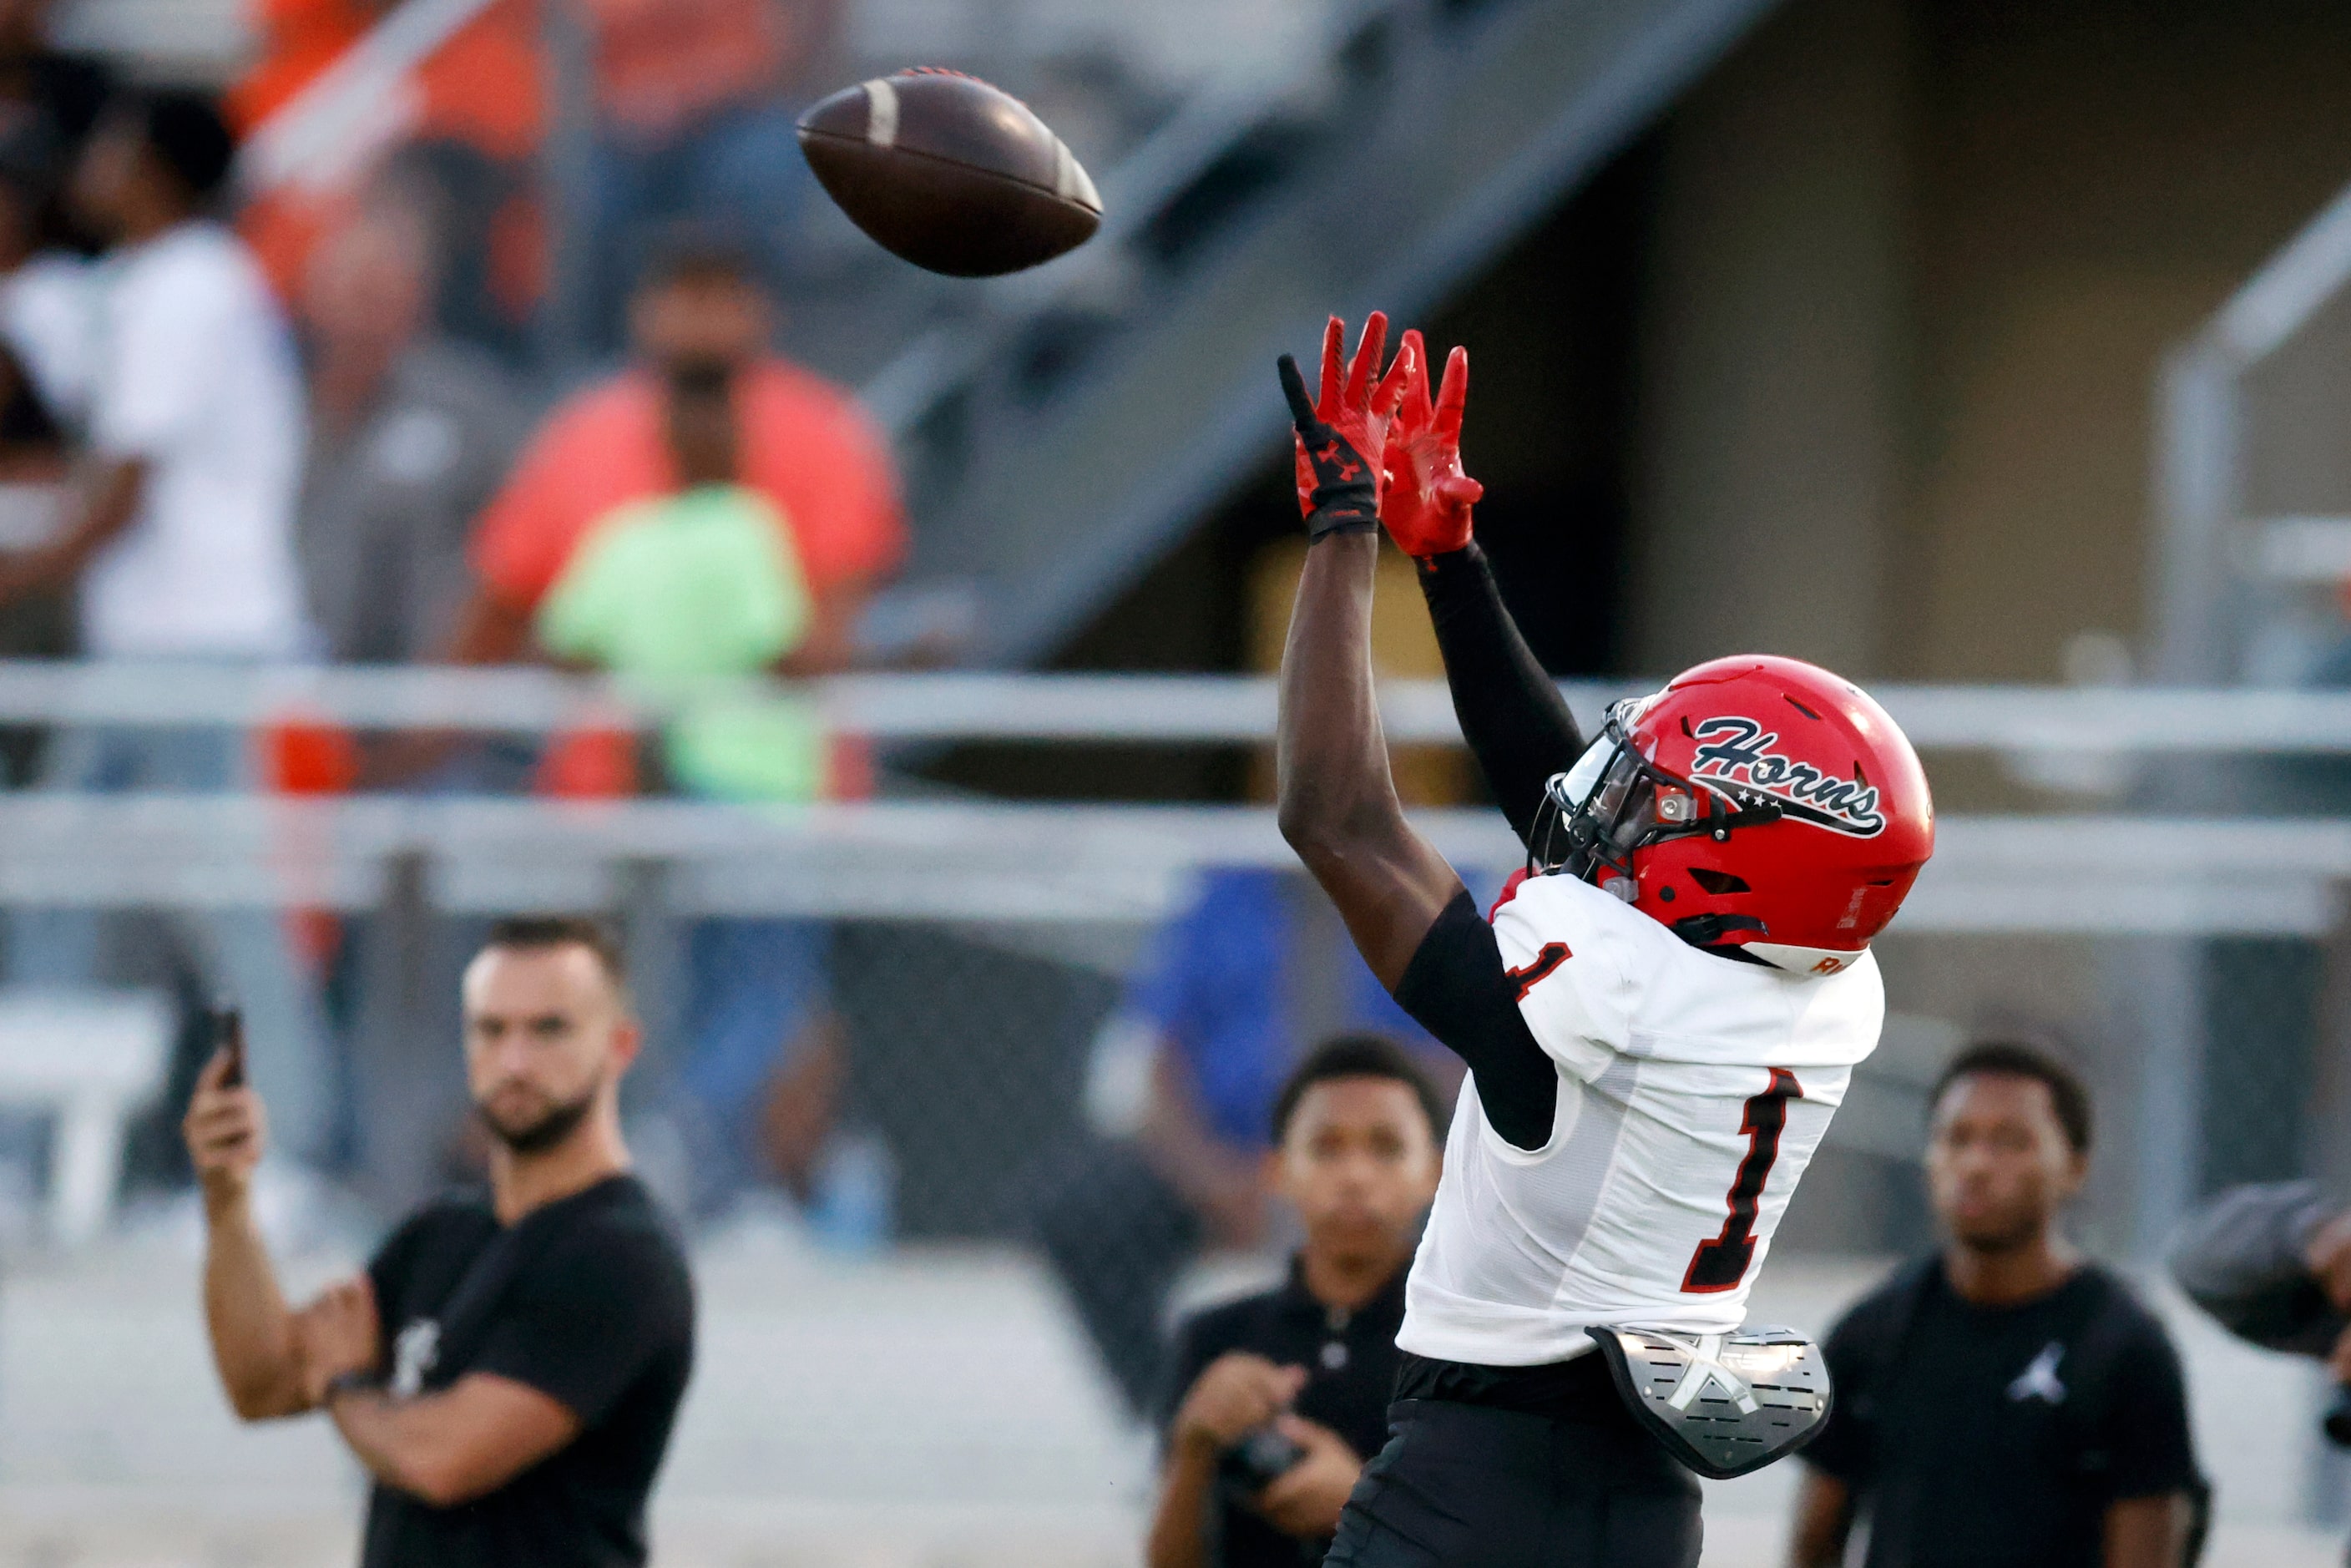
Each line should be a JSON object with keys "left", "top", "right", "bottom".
{"left": 1323, "top": 1400, "right": 1701, "bottom": 1568}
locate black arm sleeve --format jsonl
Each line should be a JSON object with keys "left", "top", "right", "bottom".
{"left": 1393, "top": 890, "right": 1557, "bottom": 1151}
{"left": 1418, "top": 543, "right": 1587, "bottom": 848}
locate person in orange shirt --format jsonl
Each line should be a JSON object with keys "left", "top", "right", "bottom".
{"left": 231, "top": 0, "right": 545, "bottom": 354}
{"left": 454, "top": 228, "right": 900, "bottom": 676}
{"left": 451, "top": 228, "right": 902, "bottom": 1224}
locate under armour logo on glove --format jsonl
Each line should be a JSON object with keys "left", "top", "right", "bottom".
{"left": 1279, "top": 314, "right": 1413, "bottom": 539}
{"left": 2006, "top": 1341, "right": 2069, "bottom": 1405}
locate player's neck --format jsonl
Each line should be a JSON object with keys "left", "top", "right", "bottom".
{"left": 1942, "top": 1227, "right": 2079, "bottom": 1308}
{"left": 489, "top": 1111, "right": 632, "bottom": 1225}
{"left": 1297, "top": 1236, "right": 1409, "bottom": 1313}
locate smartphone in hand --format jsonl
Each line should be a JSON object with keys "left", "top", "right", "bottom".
{"left": 210, "top": 1004, "right": 245, "bottom": 1089}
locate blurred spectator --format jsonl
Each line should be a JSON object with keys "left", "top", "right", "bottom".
{"left": 454, "top": 229, "right": 902, "bottom": 674}
{"left": 0, "top": 90, "right": 332, "bottom": 1169}
{"left": 230, "top": 0, "right": 832, "bottom": 358}
{"left": 2171, "top": 1179, "right": 2351, "bottom": 1563}
{"left": 0, "top": 111, "right": 73, "bottom": 1185}
{"left": 288, "top": 175, "right": 529, "bottom": 1215}
{"left": 296, "top": 179, "right": 527, "bottom": 665}
{"left": 230, "top": 0, "right": 544, "bottom": 357}
{"left": 529, "top": 325, "right": 841, "bottom": 1221}
{"left": 0, "top": 0, "right": 110, "bottom": 250}
{"left": 1031, "top": 867, "right": 1459, "bottom": 1421}
{"left": 0, "top": 117, "right": 93, "bottom": 435}
{"left": 453, "top": 230, "right": 902, "bottom": 1228}
{"left": 578, "top": 0, "right": 842, "bottom": 346}
{"left": 2172, "top": 1178, "right": 2351, "bottom": 1345}
{"left": 185, "top": 915, "right": 695, "bottom": 1566}
{"left": 1789, "top": 1042, "right": 2200, "bottom": 1568}
{"left": 533, "top": 356, "right": 819, "bottom": 794}
{"left": 0, "top": 89, "right": 311, "bottom": 653}
{"left": 0, "top": 114, "right": 90, "bottom": 773}
{"left": 1150, "top": 1035, "right": 1443, "bottom": 1568}
{"left": 2173, "top": 1172, "right": 2351, "bottom": 1334}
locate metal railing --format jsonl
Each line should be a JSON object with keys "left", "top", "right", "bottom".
{"left": 14, "top": 661, "right": 2351, "bottom": 752}
{"left": 2156, "top": 170, "right": 2351, "bottom": 685}
{"left": 0, "top": 787, "right": 2334, "bottom": 934}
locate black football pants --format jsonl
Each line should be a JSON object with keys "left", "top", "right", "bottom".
{"left": 1324, "top": 1399, "right": 1702, "bottom": 1568}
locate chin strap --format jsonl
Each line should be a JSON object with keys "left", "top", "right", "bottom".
{"left": 1672, "top": 913, "right": 1769, "bottom": 956}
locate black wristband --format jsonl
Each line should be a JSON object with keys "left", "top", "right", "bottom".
{"left": 322, "top": 1371, "right": 379, "bottom": 1406}
{"left": 1308, "top": 513, "right": 1378, "bottom": 540}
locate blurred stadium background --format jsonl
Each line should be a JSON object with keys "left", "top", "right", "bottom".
{"left": 8, "top": 0, "right": 2351, "bottom": 1562}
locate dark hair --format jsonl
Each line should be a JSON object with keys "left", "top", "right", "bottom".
{"left": 483, "top": 915, "right": 627, "bottom": 991}
{"left": 635, "top": 220, "right": 763, "bottom": 297}
{"left": 1929, "top": 1039, "right": 2092, "bottom": 1154}
{"left": 117, "top": 89, "right": 236, "bottom": 204}
{"left": 1272, "top": 1034, "right": 1448, "bottom": 1145}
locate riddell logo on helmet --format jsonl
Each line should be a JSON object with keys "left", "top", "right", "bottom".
{"left": 1686, "top": 717, "right": 1887, "bottom": 837}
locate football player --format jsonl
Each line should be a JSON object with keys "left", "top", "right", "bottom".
{"left": 1270, "top": 316, "right": 1934, "bottom": 1567}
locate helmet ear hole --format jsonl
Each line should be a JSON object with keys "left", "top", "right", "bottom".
{"left": 1688, "top": 867, "right": 1751, "bottom": 895}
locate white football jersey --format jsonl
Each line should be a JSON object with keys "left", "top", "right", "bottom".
{"left": 1398, "top": 872, "right": 1883, "bottom": 1367}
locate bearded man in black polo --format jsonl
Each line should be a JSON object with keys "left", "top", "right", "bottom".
{"left": 185, "top": 916, "right": 695, "bottom": 1568}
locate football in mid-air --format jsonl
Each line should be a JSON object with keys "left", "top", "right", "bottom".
{"left": 796, "top": 68, "right": 1103, "bottom": 278}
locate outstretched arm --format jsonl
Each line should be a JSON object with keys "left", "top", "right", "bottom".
{"left": 1383, "top": 336, "right": 1585, "bottom": 847}
{"left": 1277, "top": 528, "right": 1464, "bottom": 985}
{"left": 1275, "top": 320, "right": 1561, "bottom": 1154}
{"left": 1273, "top": 318, "right": 1464, "bottom": 986}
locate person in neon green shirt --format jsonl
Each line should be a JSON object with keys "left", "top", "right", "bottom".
{"left": 532, "top": 358, "right": 875, "bottom": 1239}
{"left": 535, "top": 363, "right": 824, "bottom": 802}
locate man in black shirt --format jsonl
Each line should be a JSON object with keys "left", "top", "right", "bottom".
{"left": 1149, "top": 1035, "right": 1444, "bottom": 1568}
{"left": 1788, "top": 1041, "right": 2200, "bottom": 1568}
{"left": 183, "top": 915, "right": 695, "bottom": 1568}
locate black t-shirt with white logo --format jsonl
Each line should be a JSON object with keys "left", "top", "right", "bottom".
{"left": 1802, "top": 1261, "right": 2198, "bottom": 1568}
{"left": 361, "top": 1174, "right": 695, "bottom": 1568}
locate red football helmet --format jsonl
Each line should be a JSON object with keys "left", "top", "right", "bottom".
{"left": 1527, "top": 655, "right": 1934, "bottom": 974}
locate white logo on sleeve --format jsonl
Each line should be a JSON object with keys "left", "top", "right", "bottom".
{"left": 390, "top": 1319, "right": 441, "bottom": 1399}
{"left": 2006, "top": 1341, "right": 2068, "bottom": 1405}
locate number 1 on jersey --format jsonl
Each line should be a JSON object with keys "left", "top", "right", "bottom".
{"left": 1681, "top": 1067, "right": 1802, "bottom": 1294}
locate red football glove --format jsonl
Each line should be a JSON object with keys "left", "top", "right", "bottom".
{"left": 1379, "top": 331, "right": 1482, "bottom": 559}
{"left": 1281, "top": 313, "right": 1413, "bottom": 535}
